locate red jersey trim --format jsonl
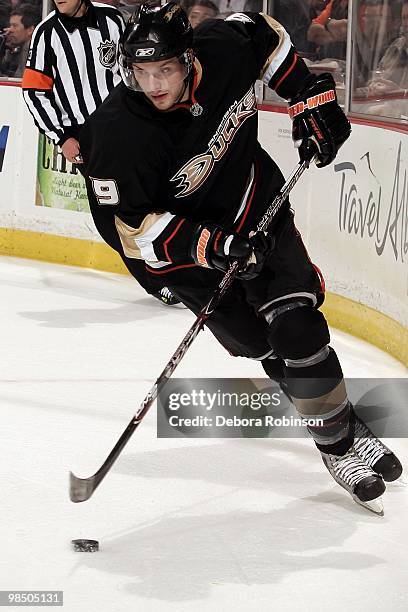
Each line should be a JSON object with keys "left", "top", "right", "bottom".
{"left": 146, "top": 262, "right": 198, "bottom": 275}
{"left": 163, "top": 218, "right": 186, "bottom": 263}
{"left": 274, "top": 53, "right": 299, "bottom": 94}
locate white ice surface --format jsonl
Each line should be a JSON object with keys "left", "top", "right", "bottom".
{"left": 1, "top": 256, "right": 407, "bottom": 612}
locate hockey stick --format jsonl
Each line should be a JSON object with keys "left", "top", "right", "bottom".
{"left": 69, "top": 157, "right": 312, "bottom": 502}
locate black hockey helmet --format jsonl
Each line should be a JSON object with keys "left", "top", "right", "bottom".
{"left": 119, "top": 2, "right": 194, "bottom": 91}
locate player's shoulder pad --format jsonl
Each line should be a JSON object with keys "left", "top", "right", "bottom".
{"left": 224, "top": 11, "right": 282, "bottom": 36}
{"left": 193, "top": 13, "right": 258, "bottom": 52}
{"left": 223, "top": 11, "right": 261, "bottom": 35}
{"left": 225, "top": 12, "right": 257, "bottom": 24}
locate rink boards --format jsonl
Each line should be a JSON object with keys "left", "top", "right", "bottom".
{"left": 0, "top": 83, "right": 406, "bottom": 365}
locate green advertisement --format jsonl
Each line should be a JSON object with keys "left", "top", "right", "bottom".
{"left": 36, "top": 134, "right": 89, "bottom": 212}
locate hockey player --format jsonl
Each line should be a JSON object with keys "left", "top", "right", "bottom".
{"left": 21, "top": 0, "right": 180, "bottom": 306}
{"left": 79, "top": 2, "right": 402, "bottom": 512}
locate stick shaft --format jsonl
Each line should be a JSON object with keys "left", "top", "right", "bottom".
{"left": 69, "top": 158, "right": 310, "bottom": 502}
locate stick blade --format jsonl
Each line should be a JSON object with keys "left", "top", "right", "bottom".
{"left": 69, "top": 471, "right": 97, "bottom": 503}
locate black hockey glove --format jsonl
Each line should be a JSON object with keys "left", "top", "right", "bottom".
{"left": 191, "top": 223, "right": 273, "bottom": 280}
{"left": 289, "top": 73, "right": 351, "bottom": 168}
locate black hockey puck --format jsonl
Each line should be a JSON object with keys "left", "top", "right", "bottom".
{"left": 71, "top": 539, "right": 99, "bottom": 552}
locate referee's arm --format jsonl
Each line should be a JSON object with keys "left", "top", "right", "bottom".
{"left": 22, "top": 25, "right": 68, "bottom": 145}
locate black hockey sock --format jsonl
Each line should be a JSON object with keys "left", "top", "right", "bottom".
{"left": 282, "top": 348, "right": 354, "bottom": 456}
{"left": 308, "top": 400, "right": 354, "bottom": 456}
{"left": 261, "top": 357, "right": 285, "bottom": 383}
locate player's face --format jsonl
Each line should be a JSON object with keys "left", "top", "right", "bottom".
{"left": 132, "top": 58, "right": 188, "bottom": 110}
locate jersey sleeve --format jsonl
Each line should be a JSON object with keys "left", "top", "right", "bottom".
{"left": 224, "top": 12, "right": 312, "bottom": 100}
{"left": 113, "top": 212, "right": 196, "bottom": 266}
{"left": 21, "top": 23, "right": 69, "bottom": 145}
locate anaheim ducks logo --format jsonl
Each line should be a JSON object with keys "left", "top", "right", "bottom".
{"left": 172, "top": 154, "right": 214, "bottom": 197}
{"left": 171, "top": 87, "right": 257, "bottom": 197}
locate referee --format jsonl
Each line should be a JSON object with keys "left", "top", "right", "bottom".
{"left": 22, "top": 0, "right": 124, "bottom": 164}
{"left": 22, "top": 0, "right": 182, "bottom": 306}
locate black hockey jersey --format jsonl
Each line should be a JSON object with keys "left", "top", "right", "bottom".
{"left": 80, "top": 12, "right": 311, "bottom": 270}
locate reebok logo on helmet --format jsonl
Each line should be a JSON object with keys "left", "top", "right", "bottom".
{"left": 135, "top": 48, "right": 155, "bottom": 57}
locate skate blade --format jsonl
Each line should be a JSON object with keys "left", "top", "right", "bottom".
{"left": 353, "top": 495, "right": 384, "bottom": 516}
{"left": 389, "top": 475, "right": 407, "bottom": 487}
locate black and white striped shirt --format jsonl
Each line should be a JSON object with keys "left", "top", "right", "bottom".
{"left": 22, "top": 3, "right": 124, "bottom": 145}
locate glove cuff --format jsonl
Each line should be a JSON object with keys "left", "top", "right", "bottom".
{"left": 191, "top": 223, "right": 220, "bottom": 268}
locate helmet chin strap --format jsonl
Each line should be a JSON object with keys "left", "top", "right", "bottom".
{"left": 175, "top": 51, "right": 194, "bottom": 104}
{"left": 70, "top": 0, "right": 86, "bottom": 18}
{"left": 175, "top": 79, "right": 189, "bottom": 105}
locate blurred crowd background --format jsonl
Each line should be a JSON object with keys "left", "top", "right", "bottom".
{"left": 1, "top": 0, "right": 407, "bottom": 120}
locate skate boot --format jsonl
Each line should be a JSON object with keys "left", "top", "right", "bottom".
{"left": 152, "top": 287, "right": 185, "bottom": 307}
{"left": 353, "top": 413, "right": 403, "bottom": 482}
{"left": 321, "top": 446, "right": 386, "bottom": 514}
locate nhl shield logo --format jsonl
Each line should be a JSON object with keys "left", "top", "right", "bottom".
{"left": 98, "top": 40, "right": 116, "bottom": 68}
{"left": 190, "top": 103, "right": 203, "bottom": 117}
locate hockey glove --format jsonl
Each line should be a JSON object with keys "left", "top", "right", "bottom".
{"left": 191, "top": 223, "right": 273, "bottom": 280}
{"left": 289, "top": 73, "right": 351, "bottom": 168}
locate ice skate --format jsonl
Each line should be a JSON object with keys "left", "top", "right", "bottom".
{"left": 321, "top": 446, "right": 386, "bottom": 515}
{"left": 353, "top": 413, "right": 403, "bottom": 482}
{"left": 153, "top": 287, "right": 186, "bottom": 308}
